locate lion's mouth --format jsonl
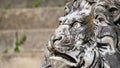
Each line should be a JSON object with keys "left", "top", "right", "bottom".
{"left": 49, "top": 44, "right": 87, "bottom": 67}
{"left": 51, "top": 49, "right": 77, "bottom": 63}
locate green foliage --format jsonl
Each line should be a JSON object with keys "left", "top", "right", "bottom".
{"left": 3, "top": 49, "right": 8, "bottom": 53}
{"left": 2, "top": 4, "right": 10, "bottom": 10}
{"left": 14, "top": 47, "right": 20, "bottom": 53}
{"left": 15, "top": 34, "right": 27, "bottom": 46}
{"left": 33, "top": 0, "right": 41, "bottom": 8}
{"left": 14, "top": 34, "right": 27, "bottom": 53}
{"left": 58, "top": 4, "right": 62, "bottom": 7}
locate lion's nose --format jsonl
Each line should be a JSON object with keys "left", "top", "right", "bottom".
{"left": 47, "top": 35, "right": 63, "bottom": 52}
{"left": 52, "top": 36, "right": 63, "bottom": 44}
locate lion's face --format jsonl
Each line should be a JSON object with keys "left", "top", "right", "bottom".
{"left": 46, "top": 0, "right": 95, "bottom": 67}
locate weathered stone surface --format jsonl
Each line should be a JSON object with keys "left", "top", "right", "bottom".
{"left": 43, "top": 0, "right": 120, "bottom": 68}
{"left": 17, "top": 29, "right": 54, "bottom": 52}
{"left": 0, "top": 29, "right": 54, "bottom": 53}
{"left": 0, "top": 53, "right": 44, "bottom": 68}
{"left": 0, "top": 31, "right": 15, "bottom": 52}
{"left": 0, "top": 0, "right": 70, "bottom": 8}
{"left": 0, "top": 7, "right": 64, "bottom": 30}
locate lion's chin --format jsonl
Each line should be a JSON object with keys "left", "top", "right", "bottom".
{"left": 49, "top": 49, "right": 78, "bottom": 66}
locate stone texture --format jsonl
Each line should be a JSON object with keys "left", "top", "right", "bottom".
{"left": 0, "top": 7, "right": 64, "bottom": 30}
{"left": 17, "top": 29, "right": 54, "bottom": 52}
{"left": 43, "top": 0, "right": 120, "bottom": 67}
{"left": 0, "top": 0, "right": 71, "bottom": 8}
{"left": 0, "top": 29, "right": 54, "bottom": 53}
{"left": 0, "top": 53, "right": 44, "bottom": 68}
{"left": 0, "top": 31, "right": 15, "bottom": 52}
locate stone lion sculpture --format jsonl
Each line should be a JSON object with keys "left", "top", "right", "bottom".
{"left": 41, "top": 0, "right": 120, "bottom": 68}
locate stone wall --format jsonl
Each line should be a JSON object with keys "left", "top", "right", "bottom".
{"left": 0, "top": 7, "right": 64, "bottom": 30}
{"left": 0, "top": 0, "right": 71, "bottom": 9}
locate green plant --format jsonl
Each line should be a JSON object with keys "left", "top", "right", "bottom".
{"left": 15, "top": 34, "right": 27, "bottom": 46}
{"left": 2, "top": 4, "right": 10, "bottom": 10}
{"left": 14, "top": 34, "right": 27, "bottom": 53}
{"left": 3, "top": 49, "right": 8, "bottom": 53}
{"left": 58, "top": 4, "right": 62, "bottom": 7}
{"left": 33, "top": 0, "right": 41, "bottom": 8}
{"left": 14, "top": 47, "right": 20, "bottom": 53}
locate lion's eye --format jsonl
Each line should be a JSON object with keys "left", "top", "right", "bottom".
{"left": 70, "top": 21, "right": 77, "bottom": 27}
{"left": 70, "top": 21, "right": 81, "bottom": 29}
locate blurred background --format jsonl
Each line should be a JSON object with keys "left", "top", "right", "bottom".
{"left": 0, "top": 0, "right": 70, "bottom": 68}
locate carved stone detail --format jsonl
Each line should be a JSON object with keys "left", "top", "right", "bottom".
{"left": 41, "top": 0, "right": 120, "bottom": 68}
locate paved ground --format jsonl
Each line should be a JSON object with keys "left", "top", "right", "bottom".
{"left": 0, "top": 53, "right": 45, "bottom": 68}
